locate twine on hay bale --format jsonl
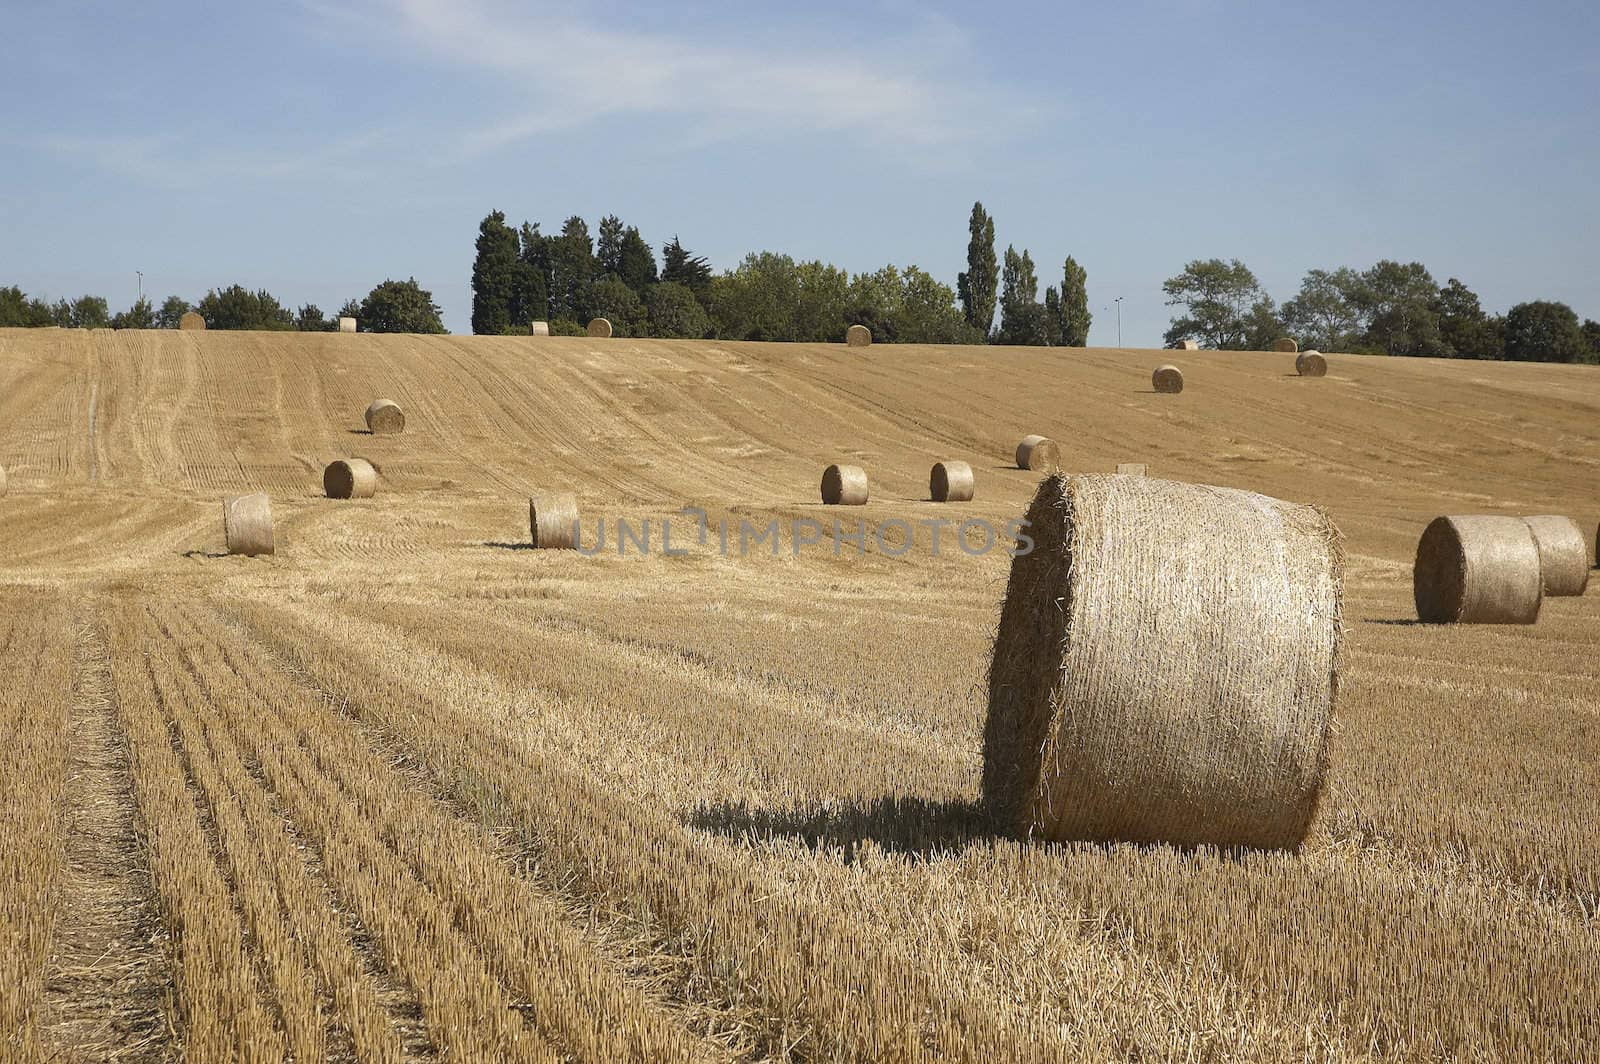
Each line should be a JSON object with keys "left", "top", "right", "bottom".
{"left": 1015, "top": 435, "right": 1060, "bottom": 472}
{"left": 1274, "top": 338, "right": 1299, "bottom": 353}
{"left": 364, "top": 399, "right": 405, "bottom": 435}
{"left": 587, "top": 317, "right": 613, "bottom": 338}
{"left": 529, "top": 493, "right": 580, "bottom": 549}
{"left": 1413, "top": 515, "right": 1542, "bottom": 624}
{"left": 338, "top": 317, "right": 357, "bottom": 333}
{"left": 323, "top": 458, "right": 377, "bottom": 500}
{"left": 821, "top": 464, "right": 868, "bottom": 505}
{"left": 846, "top": 324, "right": 872, "bottom": 347}
{"left": 178, "top": 311, "right": 205, "bottom": 331}
{"left": 223, "top": 494, "right": 274, "bottom": 556}
{"left": 1152, "top": 365, "right": 1184, "bottom": 393}
{"left": 1296, "top": 351, "right": 1328, "bottom": 377}
{"left": 983, "top": 473, "right": 1343, "bottom": 851}
{"left": 930, "top": 461, "right": 974, "bottom": 502}
{"left": 1523, "top": 515, "right": 1589, "bottom": 596}
{"left": 530, "top": 321, "right": 550, "bottom": 336}
{"left": 1175, "top": 340, "right": 1199, "bottom": 351}
{"left": 1115, "top": 463, "right": 1147, "bottom": 476}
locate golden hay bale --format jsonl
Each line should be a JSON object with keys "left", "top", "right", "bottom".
{"left": 1015, "top": 435, "right": 1060, "bottom": 471}
{"left": 930, "top": 461, "right": 975, "bottom": 502}
{"left": 529, "top": 492, "right": 580, "bottom": 549}
{"left": 323, "top": 458, "right": 378, "bottom": 500}
{"left": 530, "top": 321, "right": 550, "bottom": 336}
{"left": 1115, "top": 463, "right": 1147, "bottom": 476}
{"left": 364, "top": 399, "right": 405, "bottom": 435}
{"left": 587, "top": 317, "right": 613, "bottom": 338}
{"left": 1523, "top": 515, "right": 1589, "bottom": 596}
{"left": 1413, "top": 516, "right": 1542, "bottom": 624}
{"left": 222, "top": 494, "right": 274, "bottom": 557}
{"left": 1274, "top": 338, "right": 1299, "bottom": 353}
{"left": 984, "top": 473, "right": 1342, "bottom": 850}
{"left": 0, "top": 464, "right": 7, "bottom": 497}
{"left": 338, "top": 316, "right": 357, "bottom": 333}
{"left": 846, "top": 324, "right": 872, "bottom": 347}
{"left": 1152, "top": 364, "right": 1184, "bottom": 393}
{"left": 178, "top": 311, "right": 205, "bottom": 331}
{"left": 1176, "top": 339, "right": 1199, "bottom": 351}
{"left": 821, "top": 464, "right": 869, "bottom": 505}
{"left": 1296, "top": 351, "right": 1328, "bottom": 377}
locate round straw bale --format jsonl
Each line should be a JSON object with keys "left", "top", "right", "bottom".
{"left": 338, "top": 316, "right": 357, "bottom": 333}
{"left": 1413, "top": 516, "right": 1542, "bottom": 624}
{"left": 821, "top": 464, "right": 868, "bottom": 505}
{"left": 1175, "top": 339, "right": 1199, "bottom": 351}
{"left": 529, "top": 492, "right": 580, "bottom": 549}
{"left": 983, "top": 473, "right": 1342, "bottom": 851}
{"left": 587, "top": 317, "right": 613, "bottom": 338}
{"left": 1152, "top": 364, "right": 1184, "bottom": 393}
{"left": 1523, "top": 515, "right": 1589, "bottom": 596}
{"left": 323, "top": 458, "right": 377, "bottom": 499}
{"left": 0, "top": 464, "right": 7, "bottom": 497}
{"left": 530, "top": 321, "right": 550, "bottom": 336}
{"left": 222, "top": 494, "right": 274, "bottom": 557}
{"left": 846, "top": 324, "right": 872, "bottom": 347}
{"left": 364, "top": 399, "right": 405, "bottom": 435}
{"left": 1015, "top": 435, "right": 1060, "bottom": 471}
{"left": 1296, "top": 351, "right": 1328, "bottom": 377}
{"left": 1274, "top": 337, "right": 1299, "bottom": 353}
{"left": 178, "top": 311, "right": 205, "bottom": 331}
{"left": 930, "top": 461, "right": 975, "bottom": 502}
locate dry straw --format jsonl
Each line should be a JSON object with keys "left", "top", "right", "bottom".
{"left": 1523, "top": 515, "right": 1589, "bottom": 596}
{"left": 530, "top": 321, "right": 550, "bottom": 336}
{"left": 983, "top": 473, "right": 1343, "bottom": 851}
{"left": 821, "top": 464, "right": 869, "bottom": 505}
{"left": 1015, "top": 435, "right": 1060, "bottom": 471}
{"left": 338, "top": 317, "right": 357, "bottom": 333}
{"left": 1175, "top": 339, "right": 1199, "bottom": 351}
{"left": 1296, "top": 351, "right": 1328, "bottom": 377}
{"left": 0, "top": 463, "right": 7, "bottom": 497}
{"left": 1115, "top": 463, "right": 1147, "bottom": 476}
{"left": 179, "top": 311, "right": 205, "bottom": 331}
{"left": 846, "top": 324, "right": 872, "bottom": 347}
{"left": 223, "top": 494, "right": 274, "bottom": 557}
{"left": 529, "top": 493, "right": 580, "bottom": 549}
{"left": 1413, "top": 515, "right": 1542, "bottom": 624}
{"left": 323, "top": 458, "right": 378, "bottom": 500}
{"left": 1153, "top": 365, "right": 1184, "bottom": 393}
{"left": 930, "top": 461, "right": 975, "bottom": 502}
{"left": 587, "top": 317, "right": 613, "bottom": 338}
{"left": 1274, "top": 338, "right": 1299, "bottom": 353}
{"left": 364, "top": 399, "right": 405, "bottom": 435}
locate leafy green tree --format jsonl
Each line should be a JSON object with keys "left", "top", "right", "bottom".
{"left": 196, "top": 286, "right": 294, "bottom": 330}
{"left": 897, "top": 267, "right": 976, "bottom": 344}
{"left": 155, "top": 295, "right": 192, "bottom": 329}
{"left": 294, "top": 304, "right": 336, "bottom": 331}
{"left": 471, "top": 210, "right": 520, "bottom": 335}
{"left": 513, "top": 222, "right": 549, "bottom": 328}
{"left": 617, "top": 227, "right": 658, "bottom": 295}
{"left": 337, "top": 299, "right": 362, "bottom": 324}
{"left": 548, "top": 216, "right": 597, "bottom": 324}
{"left": 111, "top": 297, "right": 155, "bottom": 329}
{"left": 1060, "top": 256, "right": 1091, "bottom": 346}
{"left": 1043, "top": 287, "right": 1063, "bottom": 347}
{"left": 595, "top": 215, "right": 626, "bottom": 276}
{"left": 359, "top": 278, "right": 446, "bottom": 334}
{"left": 847, "top": 265, "right": 906, "bottom": 343}
{"left": 996, "top": 246, "right": 1047, "bottom": 346}
{"left": 580, "top": 276, "right": 645, "bottom": 336}
{"left": 708, "top": 252, "right": 802, "bottom": 341}
{"left": 1503, "top": 300, "right": 1588, "bottom": 363}
{"left": 1161, "top": 259, "right": 1267, "bottom": 349}
{"left": 957, "top": 202, "right": 997, "bottom": 338}
{"left": 1433, "top": 278, "right": 1502, "bottom": 359}
{"left": 1242, "top": 297, "right": 1286, "bottom": 350}
{"left": 71, "top": 295, "right": 111, "bottom": 329}
{"left": 0, "top": 286, "right": 55, "bottom": 326}
{"left": 1582, "top": 319, "right": 1600, "bottom": 364}
{"left": 1282, "top": 268, "right": 1365, "bottom": 352}
{"left": 1354, "top": 261, "right": 1446, "bottom": 356}
{"left": 661, "top": 236, "right": 712, "bottom": 292}
{"left": 794, "top": 261, "right": 850, "bottom": 341}
{"left": 645, "top": 282, "right": 710, "bottom": 338}
{"left": 48, "top": 300, "right": 73, "bottom": 327}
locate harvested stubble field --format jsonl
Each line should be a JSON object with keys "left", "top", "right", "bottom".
{"left": 1, "top": 327, "right": 1597, "bottom": 1062}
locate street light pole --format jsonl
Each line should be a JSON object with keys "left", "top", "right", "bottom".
{"left": 136, "top": 271, "right": 143, "bottom": 303}
{"left": 1114, "top": 297, "right": 1123, "bottom": 347}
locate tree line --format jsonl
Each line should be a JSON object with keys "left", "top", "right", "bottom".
{"left": 0, "top": 279, "right": 446, "bottom": 334}
{"left": 469, "top": 201, "right": 1092, "bottom": 345}
{"left": 1163, "top": 258, "right": 1600, "bottom": 363}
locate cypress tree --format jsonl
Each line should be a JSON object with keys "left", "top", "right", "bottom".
{"left": 471, "top": 210, "right": 519, "bottom": 334}
{"left": 956, "top": 201, "right": 998, "bottom": 338}
{"left": 1061, "top": 256, "right": 1091, "bottom": 346}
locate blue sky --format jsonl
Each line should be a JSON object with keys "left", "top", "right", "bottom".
{"left": 2, "top": 0, "right": 1596, "bottom": 342}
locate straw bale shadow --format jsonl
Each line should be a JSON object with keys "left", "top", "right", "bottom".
{"left": 180, "top": 549, "right": 230, "bottom": 560}
{"left": 347, "top": 428, "right": 374, "bottom": 436}
{"left": 689, "top": 795, "right": 990, "bottom": 861}
{"left": 482, "top": 541, "right": 535, "bottom": 551}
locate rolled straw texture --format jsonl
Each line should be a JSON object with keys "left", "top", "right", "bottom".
{"left": 846, "top": 324, "right": 872, "bottom": 347}
{"left": 323, "top": 459, "right": 378, "bottom": 499}
{"left": 1296, "top": 351, "right": 1328, "bottom": 377}
{"left": 364, "top": 399, "right": 405, "bottom": 435}
{"left": 1153, "top": 365, "right": 1184, "bottom": 393}
{"left": 930, "top": 461, "right": 975, "bottom": 502}
{"left": 529, "top": 493, "right": 580, "bottom": 549}
{"left": 223, "top": 493, "right": 274, "bottom": 556}
{"left": 1523, "top": 515, "right": 1588, "bottom": 596}
{"left": 1015, "top": 435, "right": 1060, "bottom": 472}
{"left": 1413, "top": 515, "right": 1542, "bottom": 624}
{"left": 821, "top": 464, "right": 869, "bottom": 505}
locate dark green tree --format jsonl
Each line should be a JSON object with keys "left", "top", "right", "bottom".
{"left": 1503, "top": 300, "right": 1588, "bottom": 363}
{"left": 548, "top": 216, "right": 597, "bottom": 323}
{"left": 0, "top": 286, "right": 55, "bottom": 326}
{"left": 957, "top": 202, "right": 998, "bottom": 338}
{"left": 661, "top": 236, "right": 712, "bottom": 292}
{"left": 1043, "top": 287, "right": 1063, "bottom": 346}
{"left": 471, "top": 210, "right": 520, "bottom": 335}
{"left": 70, "top": 296, "right": 111, "bottom": 329}
{"left": 1161, "top": 259, "right": 1267, "bottom": 349}
{"left": 596, "top": 215, "right": 626, "bottom": 276}
{"left": 645, "top": 281, "right": 710, "bottom": 338}
{"left": 1582, "top": 319, "right": 1600, "bottom": 363}
{"left": 580, "top": 275, "right": 645, "bottom": 336}
{"left": 111, "top": 297, "right": 155, "bottom": 329}
{"left": 617, "top": 227, "right": 658, "bottom": 295}
{"left": 512, "top": 222, "right": 549, "bottom": 328}
{"left": 1433, "top": 278, "right": 1502, "bottom": 359}
{"left": 707, "top": 252, "right": 801, "bottom": 341}
{"left": 996, "top": 246, "right": 1048, "bottom": 345}
{"left": 196, "top": 286, "right": 294, "bottom": 330}
{"left": 337, "top": 299, "right": 362, "bottom": 323}
{"left": 155, "top": 295, "right": 192, "bottom": 329}
{"left": 359, "top": 278, "right": 446, "bottom": 334}
{"left": 1282, "top": 268, "right": 1365, "bottom": 352}
{"left": 897, "top": 266, "right": 976, "bottom": 344}
{"left": 1355, "top": 261, "right": 1446, "bottom": 356}
{"left": 48, "top": 300, "right": 73, "bottom": 327}
{"left": 1242, "top": 297, "right": 1286, "bottom": 350}
{"left": 1061, "top": 256, "right": 1091, "bottom": 346}
{"left": 294, "top": 304, "right": 337, "bottom": 332}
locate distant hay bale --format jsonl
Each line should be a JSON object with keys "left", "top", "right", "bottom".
{"left": 984, "top": 474, "right": 1342, "bottom": 851}
{"left": 1413, "top": 515, "right": 1542, "bottom": 624}
{"left": 1152, "top": 365, "right": 1184, "bottom": 393}
{"left": 1296, "top": 351, "right": 1328, "bottom": 377}
{"left": 364, "top": 399, "right": 405, "bottom": 435}
{"left": 1274, "top": 338, "right": 1299, "bottom": 353}
{"left": 179, "top": 311, "right": 205, "bottom": 331}
{"left": 821, "top": 464, "right": 869, "bottom": 505}
{"left": 846, "top": 324, "right": 872, "bottom": 347}
{"left": 930, "top": 461, "right": 975, "bottom": 502}
{"left": 1115, "top": 463, "right": 1147, "bottom": 476}
{"left": 587, "top": 317, "right": 613, "bottom": 338}
{"left": 1523, "top": 515, "right": 1589, "bottom": 597}
{"left": 338, "top": 317, "right": 357, "bottom": 333}
{"left": 1015, "top": 435, "right": 1060, "bottom": 471}
{"left": 530, "top": 321, "right": 550, "bottom": 336}
{"left": 0, "top": 464, "right": 7, "bottom": 497}
{"left": 222, "top": 494, "right": 274, "bottom": 557}
{"left": 1175, "top": 340, "right": 1199, "bottom": 351}
{"left": 529, "top": 492, "right": 579, "bottom": 549}
{"left": 323, "top": 458, "right": 377, "bottom": 500}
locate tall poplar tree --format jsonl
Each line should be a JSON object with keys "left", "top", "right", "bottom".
{"left": 471, "top": 210, "right": 519, "bottom": 334}
{"left": 956, "top": 202, "right": 997, "bottom": 338}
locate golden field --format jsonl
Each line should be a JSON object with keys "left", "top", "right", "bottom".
{"left": 1, "top": 327, "right": 1596, "bottom": 1062}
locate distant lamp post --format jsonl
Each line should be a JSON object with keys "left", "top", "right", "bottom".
{"left": 136, "top": 270, "right": 143, "bottom": 303}
{"left": 1113, "top": 297, "right": 1124, "bottom": 347}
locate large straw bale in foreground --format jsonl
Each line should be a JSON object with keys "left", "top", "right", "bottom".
{"left": 365, "top": 399, "right": 405, "bottom": 435}
{"left": 587, "top": 317, "right": 613, "bottom": 338}
{"left": 1413, "top": 516, "right": 1542, "bottom": 624}
{"left": 821, "top": 464, "right": 869, "bottom": 505}
{"left": 179, "top": 311, "right": 205, "bottom": 331}
{"left": 1274, "top": 337, "right": 1299, "bottom": 353}
{"left": 1015, "top": 435, "right": 1060, "bottom": 471}
{"left": 223, "top": 494, "right": 274, "bottom": 556}
{"left": 1523, "top": 515, "right": 1589, "bottom": 596}
{"left": 1296, "top": 351, "right": 1328, "bottom": 377}
{"left": 323, "top": 458, "right": 378, "bottom": 499}
{"left": 845, "top": 324, "right": 872, "bottom": 347}
{"left": 529, "top": 493, "right": 580, "bottom": 549}
{"left": 984, "top": 474, "right": 1342, "bottom": 851}
{"left": 930, "top": 461, "right": 974, "bottom": 502}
